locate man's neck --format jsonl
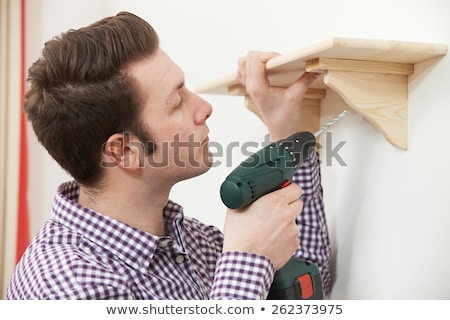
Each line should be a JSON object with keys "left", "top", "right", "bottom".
{"left": 77, "top": 178, "right": 171, "bottom": 236}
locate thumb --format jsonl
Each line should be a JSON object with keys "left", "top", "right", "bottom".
{"left": 287, "top": 72, "right": 321, "bottom": 98}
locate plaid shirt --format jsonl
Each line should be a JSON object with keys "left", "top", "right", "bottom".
{"left": 7, "top": 152, "right": 330, "bottom": 299}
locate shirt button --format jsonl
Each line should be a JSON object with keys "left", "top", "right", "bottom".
{"left": 159, "top": 240, "right": 169, "bottom": 248}
{"left": 175, "top": 255, "right": 185, "bottom": 264}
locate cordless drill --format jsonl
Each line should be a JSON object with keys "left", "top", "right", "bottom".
{"left": 219, "top": 131, "right": 323, "bottom": 300}
{"left": 219, "top": 110, "right": 350, "bottom": 299}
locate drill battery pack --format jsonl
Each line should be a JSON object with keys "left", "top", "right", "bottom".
{"left": 267, "top": 257, "right": 324, "bottom": 300}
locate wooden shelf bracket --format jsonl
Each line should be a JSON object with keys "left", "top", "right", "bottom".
{"left": 306, "top": 58, "right": 412, "bottom": 149}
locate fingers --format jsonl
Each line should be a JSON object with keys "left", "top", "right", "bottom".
{"left": 271, "top": 183, "right": 303, "bottom": 204}
{"left": 268, "top": 184, "right": 304, "bottom": 221}
{"left": 237, "top": 51, "right": 280, "bottom": 90}
{"left": 222, "top": 183, "right": 303, "bottom": 269}
{"left": 238, "top": 51, "right": 320, "bottom": 95}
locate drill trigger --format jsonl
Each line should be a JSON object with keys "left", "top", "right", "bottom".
{"left": 281, "top": 180, "right": 291, "bottom": 188}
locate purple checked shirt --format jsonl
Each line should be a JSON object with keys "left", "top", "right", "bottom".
{"left": 7, "top": 152, "right": 331, "bottom": 299}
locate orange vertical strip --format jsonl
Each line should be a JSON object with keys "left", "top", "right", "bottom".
{"left": 16, "top": 0, "right": 29, "bottom": 262}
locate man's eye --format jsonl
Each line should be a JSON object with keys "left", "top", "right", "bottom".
{"left": 176, "top": 96, "right": 184, "bottom": 108}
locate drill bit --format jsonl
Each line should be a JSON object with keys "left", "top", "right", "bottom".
{"left": 314, "top": 110, "right": 350, "bottom": 137}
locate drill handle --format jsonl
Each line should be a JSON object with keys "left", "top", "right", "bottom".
{"left": 267, "top": 257, "right": 324, "bottom": 300}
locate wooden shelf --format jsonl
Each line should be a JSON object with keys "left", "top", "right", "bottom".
{"left": 195, "top": 37, "right": 447, "bottom": 150}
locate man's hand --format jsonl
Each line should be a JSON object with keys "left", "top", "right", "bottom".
{"left": 222, "top": 184, "right": 303, "bottom": 270}
{"left": 237, "top": 51, "right": 320, "bottom": 141}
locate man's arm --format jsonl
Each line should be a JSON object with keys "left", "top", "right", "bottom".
{"left": 292, "top": 151, "right": 331, "bottom": 295}
{"left": 235, "top": 51, "right": 331, "bottom": 295}
{"left": 210, "top": 252, "right": 274, "bottom": 299}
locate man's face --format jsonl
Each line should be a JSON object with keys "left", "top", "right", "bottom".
{"left": 128, "top": 49, "right": 213, "bottom": 183}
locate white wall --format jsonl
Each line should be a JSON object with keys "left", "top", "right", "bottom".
{"left": 26, "top": 0, "right": 450, "bottom": 299}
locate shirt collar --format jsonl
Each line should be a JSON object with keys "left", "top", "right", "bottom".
{"left": 51, "top": 180, "right": 185, "bottom": 273}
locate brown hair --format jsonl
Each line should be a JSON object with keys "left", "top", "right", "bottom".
{"left": 24, "top": 12, "right": 159, "bottom": 186}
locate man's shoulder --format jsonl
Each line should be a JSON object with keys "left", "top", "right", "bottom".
{"left": 7, "top": 220, "right": 127, "bottom": 299}
{"left": 18, "top": 220, "right": 96, "bottom": 272}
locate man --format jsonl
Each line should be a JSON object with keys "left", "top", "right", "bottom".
{"left": 7, "top": 11, "right": 330, "bottom": 299}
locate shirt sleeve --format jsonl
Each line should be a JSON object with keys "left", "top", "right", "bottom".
{"left": 210, "top": 251, "right": 275, "bottom": 299}
{"left": 292, "top": 150, "right": 332, "bottom": 295}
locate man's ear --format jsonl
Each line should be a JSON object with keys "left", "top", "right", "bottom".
{"left": 101, "top": 133, "right": 144, "bottom": 170}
